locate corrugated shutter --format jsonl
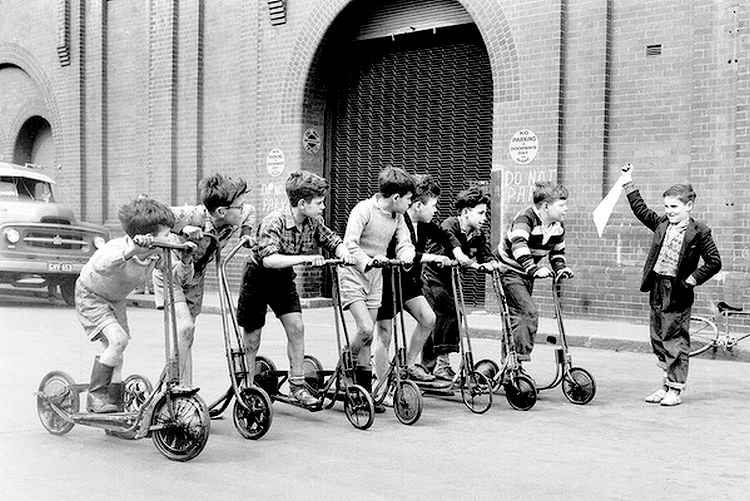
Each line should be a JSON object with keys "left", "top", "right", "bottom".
{"left": 355, "top": 0, "right": 472, "bottom": 40}
{"left": 329, "top": 24, "right": 492, "bottom": 306}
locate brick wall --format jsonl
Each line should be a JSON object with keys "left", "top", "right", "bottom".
{"left": 1, "top": 0, "right": 747, "bottom": 323}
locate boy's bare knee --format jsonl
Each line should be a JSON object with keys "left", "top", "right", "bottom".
{"left": 179, "top": 322, "right": 195, "bottom": 346}
{"left": 422, "top": 310, "right": 437, "bottom": 330}
{"left": 110, "top": 333, "right": 129, "bottom": 354}
{"left": 244, "top": 329, "right": 262, "bottom": 352}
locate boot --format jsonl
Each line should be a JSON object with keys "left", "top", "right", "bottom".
{"left": 107, "top": 382, "right": 125, "bottom": 412}
{"left": 87, "top": 357, "right": 119, "bottom": 413}
{"left": 354, "top": 366, "right": 384, "bottom": 414}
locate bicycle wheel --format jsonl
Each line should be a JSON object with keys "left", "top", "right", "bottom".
{"left": 460, "top": 371, "right": 493, "bottom": 414}
{"left": 393, "top": 380, "right": 423, "bottom": 426}
{"left": 689, "top": 316, "right": 720, "bottom": 357}
{"left": 562, "top": 367, "right": 596, "bottom": 405}
{"left": 303, "top": 354, "right": 325, "bottom": 392}
{"left": 233, "top": 386, "right": 273, "bottom": 440}
{"left": 504, "top": 374, "right": 537, "bottom": 411}
{"left": 474, "top": 359, "right": 501, "bottom": 392}
{"left": 151, "top": 394, "right": 210, "bottom": 462}
{"left": 254, "top": 356, "right": 279, "bottom": 398}
{"left": 37, "top": 371, "right": 78, "bottom": 435}
{"left": 343, "top": 384, "right": 375, "bottom": 430}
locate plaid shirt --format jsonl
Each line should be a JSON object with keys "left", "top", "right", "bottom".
{"left": 171, "top": 203, "right": 255, "bottom": 275}
{"left": 255, "top": 210, "right": 343, "bottom": 260}
{"left": 653, "top": 220, "right": 688, "bottom": 277}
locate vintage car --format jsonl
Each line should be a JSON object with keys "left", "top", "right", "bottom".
{"left": 0, "top": 161, "right": 109, "bottom": 305}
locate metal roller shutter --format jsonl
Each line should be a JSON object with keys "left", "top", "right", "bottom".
{"left": 355, "top": 0, "right": 472, "bottom": 40}
{"left": 329, "top": 24, "right": 492, "bottom": 306}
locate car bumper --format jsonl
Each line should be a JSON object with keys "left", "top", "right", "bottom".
{"left": 0, "top": 258, "right": 85, "bottom": 275}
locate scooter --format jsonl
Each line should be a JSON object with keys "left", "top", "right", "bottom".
{"left": 36, "top": 238, "right": 210, "bottom": 462}
{"left": 473, "top": 268, "right": 538, "bottom": 411}
{"left": 206, "top": 235, "right": 274, "bottom": 438}
{"left": 369, "top": 259, "right": 423, "bottom": 425}
{"left": 420, "top": 262, "right": 493, "bottom": 414}
{"left": 533, "top": 273, "right": 596, "bottom": 404}
{"left": 254, "top": 260, "right": 376, "bottom": 430}
{"left": 475, "top": 271, "right": 596, "bottom": 406}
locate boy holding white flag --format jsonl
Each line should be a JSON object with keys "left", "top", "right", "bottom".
{"left": 618, "top": 163, "right": 721, "bottom": 406}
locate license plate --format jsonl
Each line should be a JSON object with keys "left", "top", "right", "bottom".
{"left": 48, "top": 263, "right": 73, "bottom": 272}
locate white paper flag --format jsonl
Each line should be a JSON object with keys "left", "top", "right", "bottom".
{"left": 592, "top": 183, "right": 623, "bottom": 237}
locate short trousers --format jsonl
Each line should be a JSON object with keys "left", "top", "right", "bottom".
{"left": 152, "top": 265, "right": 205, "bottom": 319}
{"left": 236, "top": 264, "right": 302, "bottom": 331}
{"left": 377, "top": 269, "right": 423, "bottom": 321}
{"left": 75, "top": 281, "right": 130, "bottom": 342}
{"left": 338, "top": 265, "right": 383, "bottom": 310}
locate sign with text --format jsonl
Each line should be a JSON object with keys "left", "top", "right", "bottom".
{"left": 266, "top": 148, "right": 285, "bottom": 177}
{"left": 509, "top": 129, "right": 538, "bottom": 165}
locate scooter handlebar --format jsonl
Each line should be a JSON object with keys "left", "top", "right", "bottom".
{"left": 368, "top": 258, "right": 408, "bottom": 268}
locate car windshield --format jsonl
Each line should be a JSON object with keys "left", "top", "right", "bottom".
{"left": 0, "top": 176, "right": 54, "bottom": 202}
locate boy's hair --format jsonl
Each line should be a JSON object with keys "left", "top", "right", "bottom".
{"left": 199, "top": 173, "right": 248, "bottom": 212}
{"left": 378, "top": 166, "right": 416, "bottom": 197}
{"left": 533, "top": 181, "right": 568, "bottom": 206}
{"left": 286, "top": 170, "right": 329, "bottom": 206}
{"left": 412, "top": 173, "right": 441, "bottom": 204}
{"left": 118, "top": 198, "right": 175, "bottom": 237}
{"left": 454, "top": 186, "right": 490, "bottom": 212}
{"left": 663, "top": 184, "right": 696, "bottom": 203}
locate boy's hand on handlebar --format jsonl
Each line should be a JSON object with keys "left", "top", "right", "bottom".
{"left": 556, "top": 267, "right": 574, "bottom": 280}
{"left": 307, "top": 255, "right": 326, "bottom": 267}
{"left": 533, "top": 266, "right": 553, "bottom": 279}
{"left": 434, "top": 255, "right": 453, "bottom": 267}
{"left": 240, "top": 235, "right": 254, "bottom": 248}
{"left": 181, "top": 225, "right": 203, "bottom": 240}
{"left": 133, "top": 234, "right": 155, "bottom": 248}
{"left": 340, "top": 253, "right": 357, "bottom": 266}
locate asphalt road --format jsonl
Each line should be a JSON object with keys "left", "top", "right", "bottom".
{"left": 1, "top": 295, "right": 749, "bottom": 500}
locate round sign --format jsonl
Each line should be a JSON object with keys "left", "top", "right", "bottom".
{"left": 303, "top": 128, "right": 321, "bottom": 155}
{"left": 266, "top": 148, "right": 285, "bottom": 177}
{"left": 509, "top": 129, "right": 538, "bottom": 165}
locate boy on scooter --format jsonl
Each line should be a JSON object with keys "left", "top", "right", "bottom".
{"left": 153, "top": 173, "right": 254, "bottom": 387}
{"left": 236, "top": 170, "right": 355, "bottom": 406}
{"left": 373, "top": 174, "right": 453, "bottom": 385}
{"left": 619, "top": 164, "right": 721, "bottom": 406}
{"left": 422, "top": 186, "right": 498, "bottom": 380}
{"left": 496, "top": 181, "right": 573, "bottom": 362}
{"left": 339, "top": 166, "right": 416, "bottom": 410}
{"left": 76, "top": 198, "right": 179, "bottom": 413}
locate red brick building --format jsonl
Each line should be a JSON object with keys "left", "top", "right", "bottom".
{"left": 0, "top": 0, "right": 747, "bottom": 321}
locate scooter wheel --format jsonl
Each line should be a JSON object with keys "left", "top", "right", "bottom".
{"left": 562, "top": 367, "right": 596, "bottom": 405}
{"left": 103, "top": 375, "right": 151, "bottom": 440}
{"left": 461, "top": 371, "right": 493, "bottom": 414}
{"left": 303, "top": 355, "right": 325, "bottom": 393}
{"left": 504, "top": 374, "right": 537, "bottom": 411}
{"left": 254, "top": 355, "right": 279, "bottom": 399}
{"left": 123, "top": 374, "right": 153, "bottom": 412}
{"left": 37, "top": 371, "right": 78, "bottom": 435}
{"left": 473, "top": 359, "right": 501, "bottom": 393}
{"left": 394, "top": 380, "right": 423, "bottom": 426}
{"left": 151, "top": 394, "right": 210, "bottom": 462}
{"left": 233, "top": 386, "right": 273, "bottom": 440}
{"left": 343, "top": 384, "right": 375, "bottom": 430}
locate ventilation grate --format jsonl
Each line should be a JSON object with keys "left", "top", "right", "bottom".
{"left": 646, "top": 44, "right": 662, "bottom": 56}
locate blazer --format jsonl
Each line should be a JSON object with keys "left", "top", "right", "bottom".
{"left": 626, "top": 189, "right": 722, "bottom": 294}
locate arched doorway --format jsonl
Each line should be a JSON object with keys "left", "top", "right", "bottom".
{"left": 13, "top": 115, "right": 54, "bottom": 168}
{"left": 318, "top": 0, "right": 493, "bottom": 304}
